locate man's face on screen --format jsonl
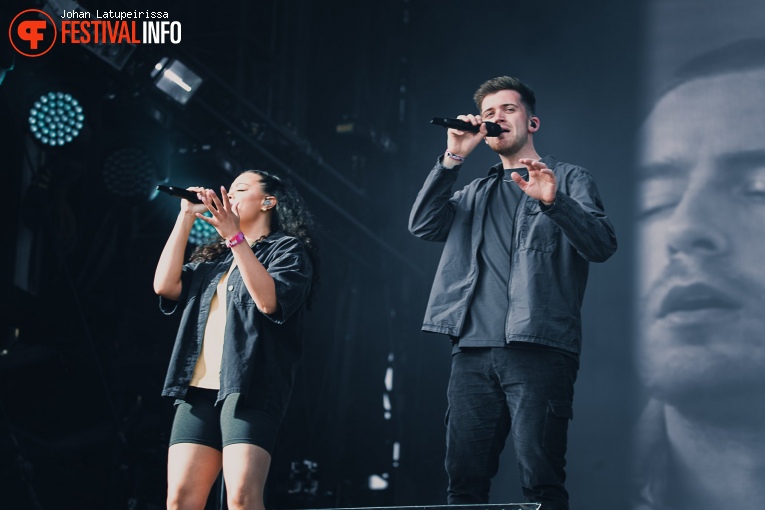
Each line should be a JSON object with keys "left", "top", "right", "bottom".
{"left": 635, "top": 69, "right": 765, "bottom": 414}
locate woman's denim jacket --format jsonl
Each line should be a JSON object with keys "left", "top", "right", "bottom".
{"left": 159, "top": 232, "right": 312, "bottom": 414}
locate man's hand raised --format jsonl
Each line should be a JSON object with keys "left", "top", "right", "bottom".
{"left": 442, "top": 114, "right": 488, "bottom": 168}
{"left": 510, "top": 158, "right": 557, "bottom": 206}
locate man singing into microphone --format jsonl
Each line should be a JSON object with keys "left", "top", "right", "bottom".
{"left": 409, "top": 76, "right": 617, "bottom": 510}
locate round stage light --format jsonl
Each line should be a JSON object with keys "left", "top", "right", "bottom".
{"left": 102, "top": 146, "right": 159, "bottom": 201}
{"left": 28, "top": 92, "right": 85, "bottom": 147}
{"left": 189, "top": 211, "right": 218, "bottom": 246}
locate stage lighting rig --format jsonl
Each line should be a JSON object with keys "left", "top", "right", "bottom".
{"left": 28, "top": 91, "right": 85, "bottom": 147}
{"left": 151, "top": 57, "right": 203, "bottom": 106}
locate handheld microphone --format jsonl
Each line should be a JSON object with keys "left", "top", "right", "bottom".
{"left": 430, "top": 117, "right": 504, "bottom": 137}
{"left": 156, "top": 185, "right": 203, "bottom": 204}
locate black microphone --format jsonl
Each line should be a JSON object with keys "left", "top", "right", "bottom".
{"left": 156, "top": 185, "right": 203, "bottom": 204}
{"left": 430, "top": 117, "right": 504, "bottom": 137}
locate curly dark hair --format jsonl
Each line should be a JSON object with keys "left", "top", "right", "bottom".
{"left": 189, "top": 170, "right": 321, "bottom": 308}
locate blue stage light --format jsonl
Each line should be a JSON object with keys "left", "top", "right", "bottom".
{"left": 189, "top": 211, "right": 218, "bottom": 246}
{"left": 28, "top": 92, "right": 85, "bottom": 147}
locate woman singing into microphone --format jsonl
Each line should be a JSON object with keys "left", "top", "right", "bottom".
{"left": 153, "top": 169, "right": 319, "bottom": 510}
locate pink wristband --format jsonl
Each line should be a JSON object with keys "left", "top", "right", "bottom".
{"left": 225, "top": 232, "right": 246, "bottom": 248}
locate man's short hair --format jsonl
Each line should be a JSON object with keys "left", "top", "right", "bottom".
{"left": 648, "top": 37, "right": 765, "bottom": 115}
{"left": 474, "top": 76, "right": 537, "bottom": 115}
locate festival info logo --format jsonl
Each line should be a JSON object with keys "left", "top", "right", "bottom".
{"left": 9, "top": 9, "right": 57, "bottom": 57}
{"left": 9, "top": 7, "right": 181, "bottom": 58}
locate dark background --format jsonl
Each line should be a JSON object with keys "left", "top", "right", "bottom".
{"left": 1, "top": 1, "right": 641, "bottom": 509}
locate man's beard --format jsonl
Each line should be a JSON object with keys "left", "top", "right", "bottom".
{"left": 492, "top": 130, "right": 528, "bottom": 158}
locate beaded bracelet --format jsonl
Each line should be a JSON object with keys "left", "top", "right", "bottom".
{"left": 225, "top": 231, "right": 246, "bottom": 248}
{"left": 446, "top": 151, "right": 465, "bottom": 162}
